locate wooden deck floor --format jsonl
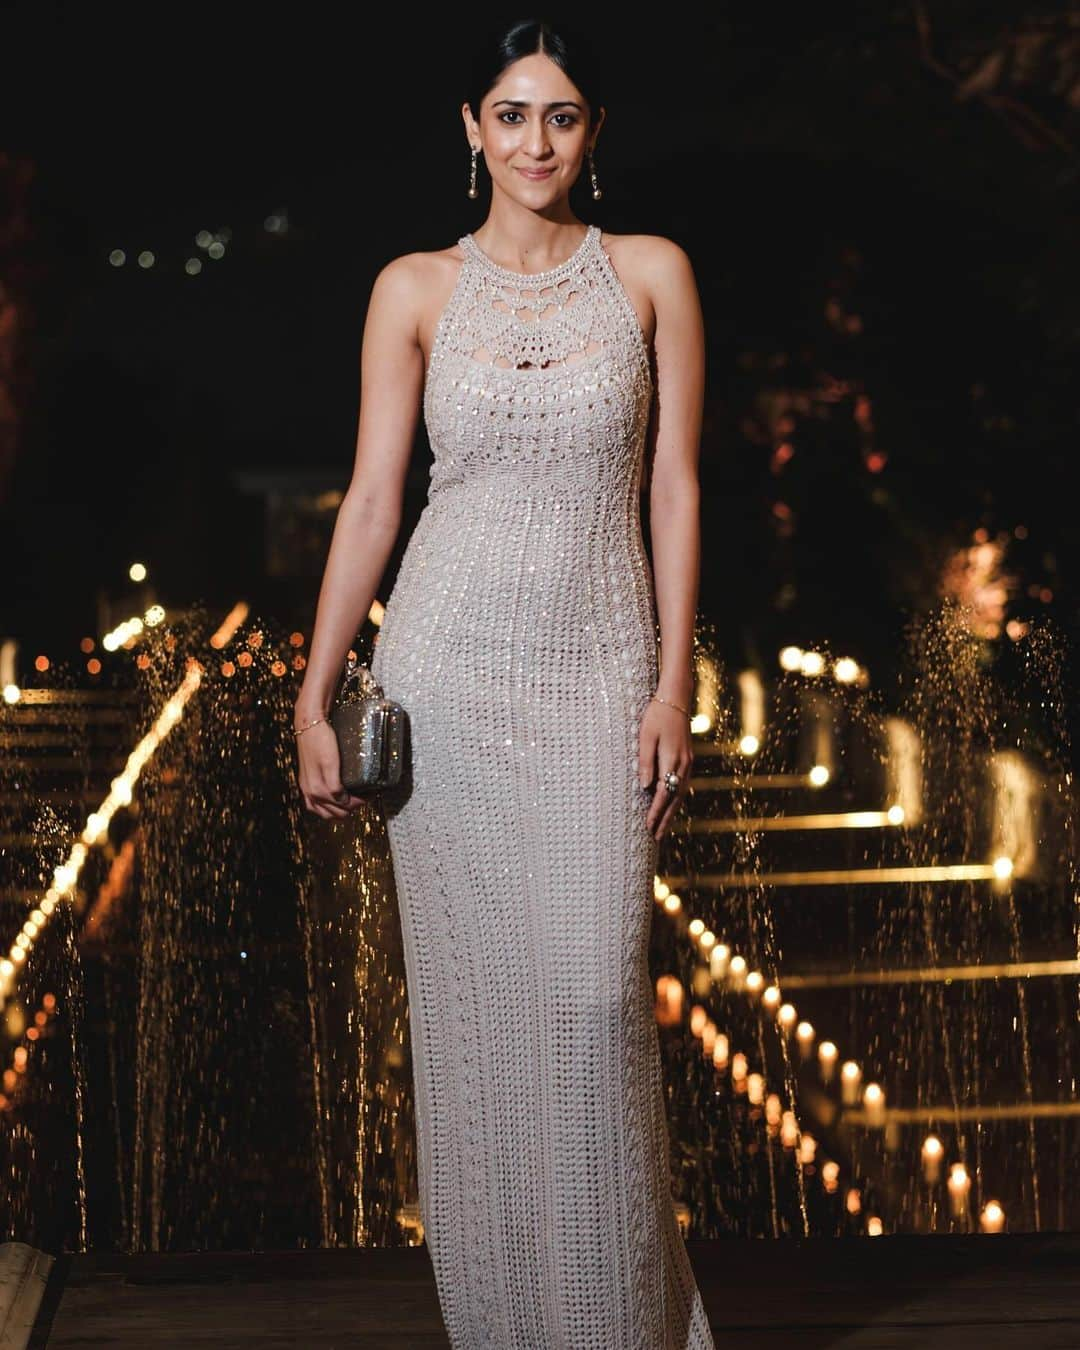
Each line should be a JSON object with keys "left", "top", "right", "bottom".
{"left": 31, "top": 1234, "right": 1080, "bottom": 1348}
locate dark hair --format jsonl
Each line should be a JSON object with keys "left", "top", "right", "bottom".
{"left": 465, "top": 19, "right": 604, "bottom": 127}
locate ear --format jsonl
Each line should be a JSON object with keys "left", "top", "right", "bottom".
{"left": 461, "top": 101, "right": 480, "bottom": 150}
{"left": 590, "top": 104, "right": 607, "bottom": 148}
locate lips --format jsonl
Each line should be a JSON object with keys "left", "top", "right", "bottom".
{"left": 517, "top": 167, "right": 554, "bottom": 179}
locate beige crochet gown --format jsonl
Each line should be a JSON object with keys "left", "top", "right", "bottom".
{"left": 371, "top": 223, "right": 714, "bottom": 1349}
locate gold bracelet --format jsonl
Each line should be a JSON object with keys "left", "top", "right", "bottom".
{"left": 294, "top": 717, "right": 328, "bottom": 738}
{"left": 651, "top": 693, "right": 690, "bottom": 717}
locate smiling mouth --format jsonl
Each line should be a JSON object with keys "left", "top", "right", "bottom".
{"left": 517, "top": 167, "right": 555, "bottom": 177}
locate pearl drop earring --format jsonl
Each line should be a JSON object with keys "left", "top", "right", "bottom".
{"left": 588, "top": 149, "right": 602, "bottom": 201}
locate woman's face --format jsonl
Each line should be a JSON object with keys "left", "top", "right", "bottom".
{"left": 463, "top": 53, "right": 603, "bottom": 206}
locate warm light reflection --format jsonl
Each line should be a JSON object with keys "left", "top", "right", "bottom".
{"left": 980, "top": 1201, "right": 1005, "bottom": 1234}
{"left": 947, "top": 1163, "right": 970, "bottom": 1217}
{"left": 921, "top": 1134, "right": 944, "bottom": 1183}
{"left": 841, "top": 1060, "right": 863, "bottom": 1104}
{"left": 778, "top": 958, "right": 1080, "bottom": 989}
{"left": 694, "top": 808, "right": 904, "bottom": 833}
{"left": 989, "top": 752, "right": 1038, "bottom": 879}
{"left": 669, "top": 862, "right": 1018, "bottom": 888}
{"left": 884, "top": 716, "right": 923, "bottom": 826}
{"left": 737, "top": 669, "right": 765, "bottom": 758}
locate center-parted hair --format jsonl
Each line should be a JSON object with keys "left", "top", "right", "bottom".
{"left": 465, "top": 18, "right": 605, "bottom": 128}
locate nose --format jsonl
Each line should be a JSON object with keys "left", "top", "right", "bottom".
{"left": 523, "top": 117, "right": 553, "bottom": 159}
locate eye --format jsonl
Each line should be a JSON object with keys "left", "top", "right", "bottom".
{"left": 497, "top": 111, "right": 578, "bottom": 127}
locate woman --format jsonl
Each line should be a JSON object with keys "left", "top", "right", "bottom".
{"left": 294, "top": 18, "right": 711, "bottom": 1348}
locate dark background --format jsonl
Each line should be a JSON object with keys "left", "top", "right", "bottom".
{"left": 2, "top": 4, "right": 1078, "bottom": 710}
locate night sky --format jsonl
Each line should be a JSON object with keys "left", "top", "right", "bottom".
{"left": 3, "top": 7, "right": 1077, "bottom": 703}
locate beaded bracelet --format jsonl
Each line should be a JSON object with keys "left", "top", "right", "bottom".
{"left": 651, "top": 693, "right": 691, "bottom": 717}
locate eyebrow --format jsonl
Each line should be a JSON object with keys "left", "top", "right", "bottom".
{"left": 491, "top": 99, "right": 583, "bottom": 110}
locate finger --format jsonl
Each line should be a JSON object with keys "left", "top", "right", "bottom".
{"left": 313, "top": 795, "right": 352, "bottom": 819}
{"left": 654, "top": 792, "right": 684, "bottom": 839}
{"left": 302, "top": 792, "right": 327, "bottom": 820}
{"left": 638, "top": 729, "right": 658, "bottom": 789}
{"left": 647, "top": 780, "right": 677, "bottom": 832}
{"left": 332, "top": 789, "right": 368, "bottom": 815}
{"left": 329, "top": 784, "right": 369, "bottom": 812}
{"left": 648, "top": 763, "right": 691, "bottom": 833}
{"left": 652, "top": 791, "right": 684, "bottom": 839}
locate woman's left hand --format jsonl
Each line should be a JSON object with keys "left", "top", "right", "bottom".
{"left": 638, "top": 697, "right": 694, "bottom": 841}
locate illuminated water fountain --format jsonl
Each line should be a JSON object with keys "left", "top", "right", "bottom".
{"left": 656, "top": 602, "right": 1078, "bottom": 1236}
{"left": 1, "top": 597, "right": 1076, "bottom": 1249}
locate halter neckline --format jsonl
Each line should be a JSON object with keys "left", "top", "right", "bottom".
{"left": 459, "top": 224, "right": 599, "bottom": 284}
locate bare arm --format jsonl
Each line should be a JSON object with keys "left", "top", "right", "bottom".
{"left": 636, "top": 236, "right": 705, "bottom": 841}
{"left": 646, "top": 238, "right": 705, "bottom": 708}
{"left": 295, "top": 255, "right": 425, "bottom": 723}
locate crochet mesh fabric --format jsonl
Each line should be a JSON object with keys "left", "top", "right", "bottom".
{"left": 371, "top": 224, "right": 715, "bottom": 1349}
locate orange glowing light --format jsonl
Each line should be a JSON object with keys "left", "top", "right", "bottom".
{"left": 770, "top": 443, "right": 795, "bottom": 474}
{"left": 87, "top": 659, "right": 102, "bottom": 675}
{"left": 292, "top": 655, "right": 307, "bottom": 670}
{"left": 289, "top": 632, "right": 305, "bottom": 647}
{"left": 221, "top": 661, "right": 236, "bottom": 677}
{"left": 271, "top": 660, "right": 287, "bottom": 677}
{"left": 34, "top": 655, "right": 49, "bottom": 672}
{"left": 237, "top": 651, "right": 254, "bottom": 667}
{"left": 654, "top": 974, "right": 684, "bottom": 1028}
{"left": 940, "top": 535, "right": 1016, "bottom": 638}
{"left": 136, "top": 654, "right": 151, "bottom": 669}
{"left": 80, "top": 637, "right": 95, "bottom": 653}
{"left": 247, "top": 631, "right": 264, "bottom": 648}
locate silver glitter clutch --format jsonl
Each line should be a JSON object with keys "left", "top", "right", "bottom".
{"left": 329, "top": 655, "right": 406, "bottom": 794}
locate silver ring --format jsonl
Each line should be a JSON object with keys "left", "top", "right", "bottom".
{"left": 663, "top": 770, "right": 680, "bottom": 796}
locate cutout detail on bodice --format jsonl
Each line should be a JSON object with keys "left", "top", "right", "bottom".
{"left": 445, "top": 224, "right": 631, "bottom": 373}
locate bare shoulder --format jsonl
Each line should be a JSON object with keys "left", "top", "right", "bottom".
{"left": 366, "top": 244, "right": 468, "bottom": 359}
{"left": 370, "top": 245, "right": 457, "bottom": 302}
{"left": 599, "top": 230, "right": 695, "bottom": 282}
{"left": 377, "top": 243, "right": 464, "bottom": 286}
{"left": 370, "top": 244, "right": 464, "bottom": 323}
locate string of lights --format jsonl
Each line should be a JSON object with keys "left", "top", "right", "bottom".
{"left": 653, "top": 871, "right": 1014, "bottom": 1235}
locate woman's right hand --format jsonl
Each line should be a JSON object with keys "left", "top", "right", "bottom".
{"left": 296, "top": 721, "right": 367, "bottom": 818}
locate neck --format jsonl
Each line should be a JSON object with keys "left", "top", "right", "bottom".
{"left": 471, "top": 204, "right": 588, "bottom": 273}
